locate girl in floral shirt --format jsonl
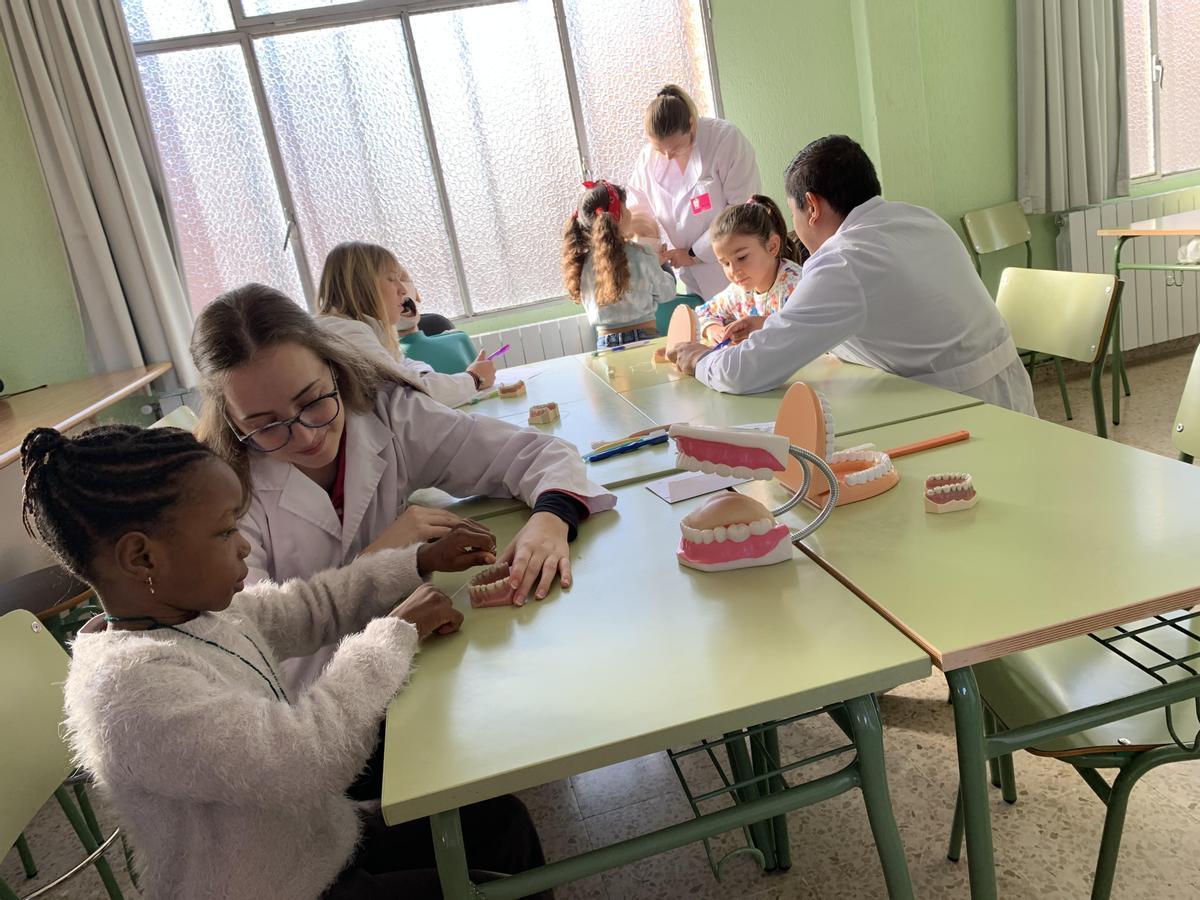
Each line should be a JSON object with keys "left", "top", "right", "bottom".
{"left": 697, "top": 195, "right": 808, "bottom": 344}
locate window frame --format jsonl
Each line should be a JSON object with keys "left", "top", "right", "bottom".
{"left": 125, "top": 0, "right": 723, "bottom": 320}
{"left": 1127, "top": 0, "right": 1200, "bottom": 188}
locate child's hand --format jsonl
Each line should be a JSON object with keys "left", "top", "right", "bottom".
{"left": 467, "top": 350, "right": 496, "bottom": 389}
{"left": 389, "top": 584, "right": 463, "bottom": 639}
{"left": 657, "top": 243, "right": 670, "bottom": 266}
{"left": 498, "top": 511, "right": 571, "bottom": 605}
{"left": 368, "top": 506, "right": 469, "bottom": 553}
{"left": 702, "top": 323, "right": 727, "bottom": 345}
{"left": 417, "top": 522, "right": 497, "bottom": 576}
{"left": 666, "top": 341, "right": 712, "bottom": 376}
{"left": 725, "top": 315, "right": 765, "bottom": 344}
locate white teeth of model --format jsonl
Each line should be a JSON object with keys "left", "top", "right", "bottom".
{"left": 715, "top": 463, "right": 731, "bottom": 476}
{"left": 748, "top": 518, "right": 770, "bottom": 536}
{"left": 701, "top": 529, "right": 714, "bottom": 544}
{"left": 755, "top": 467, "right": 776, "bottom": 480}
{"left": 731, "top": 465, "right": 754, "bottom": 479}
{"left": 727, "top": 523, "right": 750, "bottom": 542}
{"left": 713, "top": 526, "right": 727, "bottom": 542}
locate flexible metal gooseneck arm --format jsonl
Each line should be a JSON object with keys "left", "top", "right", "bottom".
{"left": 769, "top": 445, "right": 839, "bottom": 544}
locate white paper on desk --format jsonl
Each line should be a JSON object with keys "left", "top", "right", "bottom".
{"left": 645, "top": 471, "right": 750, "bottom": 504}
{"left": 728, "top": 421, "right": 775, "bottom": 433}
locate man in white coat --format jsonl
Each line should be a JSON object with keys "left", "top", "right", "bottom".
{"left": 668, "top": 135, "right": 1037, "bottom": 415}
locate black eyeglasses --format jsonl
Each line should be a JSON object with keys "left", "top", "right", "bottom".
{"left": 226, "top": 367, "right": 341, "bottom": 453}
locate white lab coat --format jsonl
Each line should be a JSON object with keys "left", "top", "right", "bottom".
{"left": 695, "top": 196, "right": 1037, "bottom": 416}
{"left": 628, "top": 116, "right": 761, "bottom": 299}
{"left": 317, "top": 313, "right": 480, "bottom": 408}
{"left": 242, "top": 380, "right": 617, "bottom": 688}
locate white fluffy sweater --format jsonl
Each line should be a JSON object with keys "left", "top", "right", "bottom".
{"left": 64, "top": 549, "right": 424, "bottom": 900}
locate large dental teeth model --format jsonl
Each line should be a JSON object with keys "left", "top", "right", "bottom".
{"left": 670, "top": 423, "right": 789, "bottom": 480}
{"left": 677, "top": 493, "right": 793, "bottom": 572}
{"left": 772, "top": 382, "right": 899, "bottom": 506}
{"left": 924, "top": 473, "right": 978, "bottom": 514}
{"left": 667, "top": 423, "right": 838, "bottom": 572}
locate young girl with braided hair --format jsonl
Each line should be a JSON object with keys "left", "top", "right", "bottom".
{"left": 561, "top": 179, "right": 677, "bottom": 349}
{"left": 20, "top": 424, "right": 551, "bottom": 899}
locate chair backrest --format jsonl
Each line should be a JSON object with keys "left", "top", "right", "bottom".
{"left": 151, "top": 405, "right": 199, "bottom": 432}
{"left": 0, "top": 609, "right": 74, "bottom": 856}
{"left": 655, "top": 293, "right": 705, "bottom": 337}
{"left": 995, "top": 268, "right": 1121, "bottom": 365}
{"left": 962, "top": 201, "right": 1032, "bottom": 271}
{"left": 0, "top": 565, "right": 88, "bottom": 618}
{"left": 1172, "top": 344, "right": 1200, "bottom": 459}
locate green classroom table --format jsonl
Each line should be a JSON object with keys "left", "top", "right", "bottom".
{"left": 382, "top": 483, "right": 931, "bottom": 899}
{"left": 604, "top": 343, "right": 983, "bottom": 436}
{"left": 743, "top": 404, "right": 1200, "bottom": 899}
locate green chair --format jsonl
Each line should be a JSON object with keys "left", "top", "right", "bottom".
{"left": 655, "top": 293, "right": 705, "bottom": 338}
{"left": 962, "top": 201, "right": 1072, "bottom": 418}
{"left": 1172, "top": 344, "right": 1200, "bottom": 464}
{"left": 149, "top": 404, "right": 199, "bottom": 431}
{"left": 995, "top": 268, "right": 1121, "bottom": 438}
{"left": 399, "top": 329, "right": 478, "bottom": 374}
{"left": 1, "top": 610, "right": 126, "bottom": 900}
{"left": 948, "top": 613, "right": 1199, "bottom": 900}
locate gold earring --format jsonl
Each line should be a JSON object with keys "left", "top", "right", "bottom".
{"left": 146, "top": 576, "right": 155, "bottom": 595}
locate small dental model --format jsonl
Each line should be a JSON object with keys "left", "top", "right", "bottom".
{"left": 498, "top": 380, "right": 526, "bottom": 398}
{"left": 527, "top": 402, "right": 560, "bottom": 425}
{"left": 469, "top": 563, "right": 519, "bottom": 608}
{"left": 668, "top": 423, "right": 838, "bottom": 572}
{"left": 924, "top": 473, "right": 978, "bottom": 514}
{"left": 773, "top": 382, "right": 899, "bottom": 506}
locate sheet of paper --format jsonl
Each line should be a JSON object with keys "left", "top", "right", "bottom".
{"left": 644, "top": 470, "right": 750, "bottom": 504}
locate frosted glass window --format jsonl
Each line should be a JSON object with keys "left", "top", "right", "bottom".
{"left": 1122, "top": 0, "right": 1154, "bottom": 179}
{"left": 137, "top": 46, "right": 304, "bottom": 312}
{"left": 564, "top": 0, "right": 714, "bottom": 184}
{"left": 412, "top": 0, "right": 581, "bottom": 313}
{"left": 240, "top": 0, "right": 360, "bottom": 16}
{"left": 1156, "top": 0, "right": 1200, "bottom": 176}
{"left": 120, "top": 0, "right": 234, "bottom": 43}
{"left": 254, "top": 22, "right": 461, "bottom": 316}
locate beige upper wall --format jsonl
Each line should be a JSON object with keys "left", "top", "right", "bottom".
{"left": 0, "top": 41, "right": 89, "bottom": 395}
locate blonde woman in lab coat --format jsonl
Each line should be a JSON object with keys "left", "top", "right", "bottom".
{"left": 628, "top": 84, "right": 762, "bottom": 299}
{"left": 669, "top": 135, "right": 1037, "bottom": 416}
{"left": 191, "top": 284, "right": 617, "bottom": 696}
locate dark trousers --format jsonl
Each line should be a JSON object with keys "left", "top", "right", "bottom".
{"left": 324, "top": 795, "right": 552, "bottom": 899}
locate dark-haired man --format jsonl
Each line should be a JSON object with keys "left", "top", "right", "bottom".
{"left": 668, "top": 135, "right": 1036, "bottom": 415}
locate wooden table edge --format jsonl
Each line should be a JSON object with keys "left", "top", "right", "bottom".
{"left": 0, "top": 363, "right": 173, "bottom": 470}
{"left": 799, "top": 543, "right": 1200, "bottom": 672}
{"left": 1097, "top": 227, "right": 1200, "bottom": 237}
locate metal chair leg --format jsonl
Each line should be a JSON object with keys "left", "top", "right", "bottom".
{"left": 53, "top": 786, "right": 124, "bottom": 900}
{"left": 1090, "top": 362, "right": 1108, "bottom": 439}
{"left": 1052, "top": 356, "right": 1072, "bottom": 419}
{"left": 947, "top": 786, "right": 965, "bottom": 862}
{"left": 14, "top": 833, "right": 37, "bottom": 878}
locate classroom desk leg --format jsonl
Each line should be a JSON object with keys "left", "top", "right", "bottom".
{"left": 1111, "top": 236, "right": 1132, "bottom": 427}
{"left": 761, "top": 725, "right": 793, "bottom": 871}
{"left": 946, "top": 667, "right": 998, "bottom": 900}
{"left": 724, "top": 731, "right": 779, "bottom": 870}
{"left": 845, "top": 694, "right": 915, "bottom": 900}
{"left": 430, "top": 808, "right": 478, "bottom": 900}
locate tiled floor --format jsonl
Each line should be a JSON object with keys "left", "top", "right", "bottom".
{"left": 5, "top": 346, "right": 1199, "bottom": 899}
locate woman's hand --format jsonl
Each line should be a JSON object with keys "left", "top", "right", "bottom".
{"left": 701, "top": 322, "right": 727, "bottom": 345}
{"left": 665, "top": 248, "right": 697, "bottom": 269}
{"left": 367, "top": 506, "right": 469, "bottom": 553}
{"left": 498, "top": 511, "right": 571, "bottom": 605}
{"left": 467, "top": 350, "right": 496, "bottom": 389}
{"left": 724, "top": 315, "right": 765, "bottom": 344}
{"left": 417, "top": 522, "right": 497, "bottom": 576}
{"left": 389, "top": 584, "right": 463, "bottom": 639}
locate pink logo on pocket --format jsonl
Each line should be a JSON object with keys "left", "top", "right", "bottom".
{"left": 690, "top": 193, "right": 712, "bottom": 215}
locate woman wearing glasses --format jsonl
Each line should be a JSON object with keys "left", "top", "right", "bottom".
{"left": 190, "top": 283, "right": 616, "bottom": 696}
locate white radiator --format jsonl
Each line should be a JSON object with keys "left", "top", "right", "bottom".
{"left": 472, "top": 314, "right": 596, "bottom": 368}
{"left": 1057, "top": 186, "right": 1200, "bottom": 351}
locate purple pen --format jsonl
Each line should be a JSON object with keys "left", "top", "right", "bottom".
{"left": 486, "top": 344, "right": 510, "bottom": 361}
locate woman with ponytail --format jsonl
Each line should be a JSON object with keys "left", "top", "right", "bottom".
{"left": 561, "top": 179, "right": 677, "bottom": 349}
{"left": 628, "top": 84, "right": 762, "bottom": 299}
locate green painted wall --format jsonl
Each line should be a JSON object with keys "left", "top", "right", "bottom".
{"left": 0, "top": 43, "right": 88, "bottom": 394}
